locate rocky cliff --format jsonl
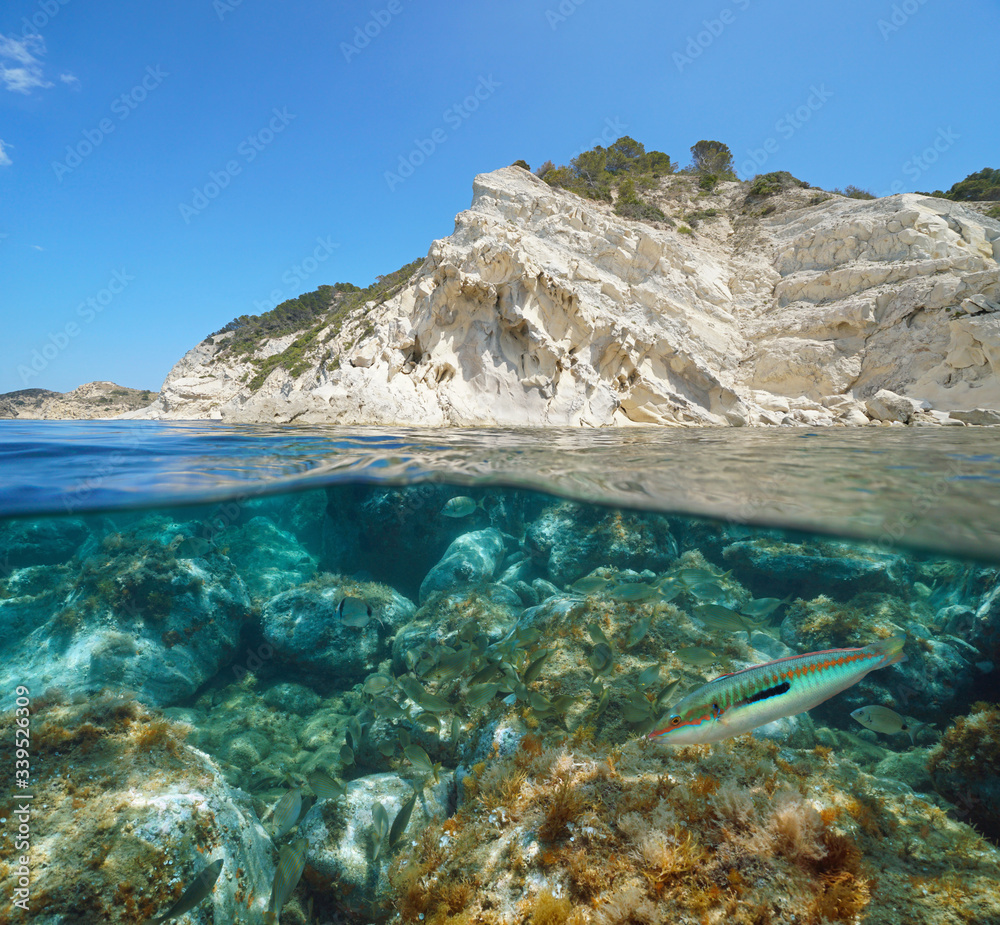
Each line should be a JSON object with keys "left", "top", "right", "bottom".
{"left": 1, "top": 381, "right": 158, "bottom": 419}
{"left": 129, "top": 167, "right": 1000, "bottom": 427}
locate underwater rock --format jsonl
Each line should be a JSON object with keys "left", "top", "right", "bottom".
{"left": 875, "top": 749, "right": 934, "bottom": 792}
{"left": 0, "top": 516, "right": 89, "bottom": 567}
{"left": 262, "top": 680, "right": 324, "bottom": 716}
{"left": 723, "top": 539, "right": 908, "bottom": 600}
{"left": 297, "top": 771, "right": 455, "bottom": 920}
{"left": 418, "top": 528, "right": 506, "bottom": 603}
{"left": 524, "top": 502, "right": 677, "bottom": 586}
{"left": 928, "top": 702, "right": 1000, "bottom": 843}
{"left": 214, "top": 515, "right": 316, "bottom": 601}
{"left": 322, "top": 484, "right": 463, "bottom": 600}
{"left": 0, "top": 695, "right": 274, "bottom": 923}
{"left": 0, "top": 552, "right": 250, "bottom": 710}
{"left": 261, "top": 578, "right": 416, "bottom": 691}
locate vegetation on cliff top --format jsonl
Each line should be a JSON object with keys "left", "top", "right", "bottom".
{"left": 207, "top": 258, "right": 422, "bottom": 391}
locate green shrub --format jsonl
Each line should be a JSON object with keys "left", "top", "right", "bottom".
{"left": 747, "top": 171, "right": 808, "bottom": 197}
{"left": 833, "top": 185, "right": 875, "bottom": 200}
{"left": 678, "top": 225, "right": 694, "bottom": 235}
{"left": 985, "top": 204, "right": 1000, "bottom": 220}
{"left": 511, "top": 159, "right": 530, "bottom": 171}
{"left": 614, "top": 177, "right": 666, "bottom": 222}
{"left": 683, "top": 208, "right": 719, "bottom": 226}
{"left": 942, "top": 167, "right": 1000, "bottom": 202}
{"left": 698, "top": 173, "right": 719, "bottom": 191}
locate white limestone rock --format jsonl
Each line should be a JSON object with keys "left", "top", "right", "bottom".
{"left": 864, "top": 388, "right": 924, "bottom": 424}
{"left": 125, "top": 168, "right": 1000, "bottom": 426}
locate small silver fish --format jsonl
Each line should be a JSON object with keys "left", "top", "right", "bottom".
{"left": 850, "top": 705, "right": 927, "bottom": 745}
{"left": 389, "top": 791, "right": 418, "bottom": 849}
{"left": 264, "top": 838, "right": 307, "bottom": 924}
{"left": 307, "top": 768, "right": 345, "bottom": 802}
{"left": 270, "top": 788, "right": 302, "bottom": 840}
{"left": 692, "top": 604, "right": 751, "bottom": 633}
{"left": 674, "top": 647, "right": 718, "bottom": 668}
{"left": 687, "top": 581, "right": 726, "bottom": 602}
{"left": 147, "top": 858, "right": 223, "bottom": 924}
{"left": 339, "top": 597, "right": 372, "bottom": 627}
{"left": 610, "top": 582, "right": 661, "bottom": 603}
{"left": 742, "top": 596, "right": 790, "bottom": 619}
{"left": 570, "top": 575, "right": 611, "bottom": 594}
{"left": 441, "top": 496, "right": 483, "bottom": 518}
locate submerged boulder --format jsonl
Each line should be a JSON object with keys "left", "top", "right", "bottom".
{"left": 524, "top": 502, "right": 677, "bottom": 587}
{"left": 723, "top": 539, "right": 908, "bottom": 600}
{"left": 418, "top": 528, "right": 507, "bottom": 603}
{"left": 0, "top": 546, "right": 250, "bottom": 710}
{"left": 262, "top": 577, "right": 416, "bottom": 691}
{"left": 214, "top": 515, "right": 316, "bottom": 602}
{"left": 298, "top": 771, "right": 455, "bottom": 920}
{"left": 0, "top": 694, "right": 274, "bottom": 924}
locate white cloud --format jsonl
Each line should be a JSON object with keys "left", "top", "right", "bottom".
{"left": 0, "top": 140, "right": 11, "bottom": 167}
{"left": 60, "top": 72, "right": 80, "bottom": 90}
{"left": 0, "top": 33, "right": 53, "bottom": 94}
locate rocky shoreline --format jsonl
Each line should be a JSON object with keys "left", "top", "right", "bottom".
{"left": 121, "top": 166, "right": 1000, "bottom": 428}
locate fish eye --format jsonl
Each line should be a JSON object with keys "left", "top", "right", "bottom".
{"left": 670, "top": 716, "right": 681, "bottom": 726}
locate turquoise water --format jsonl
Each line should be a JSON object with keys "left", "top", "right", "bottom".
{"left": 1, "top": 421, "right": 999, "bottom": 925}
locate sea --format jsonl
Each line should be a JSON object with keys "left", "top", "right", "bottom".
{"left": 1, "top": 420, "right": 999, "bottom": 925}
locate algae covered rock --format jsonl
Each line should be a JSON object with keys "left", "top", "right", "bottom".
{"left": 0, "top": 693, "right": 274, "bottom": 924}
{"left": 261, "top": 577, "right": 416, "bottom": 691}
{"left": 524, "top": 502, "right": 677, "bottom": 586}
{"left": 418, "top": 528, "right": 507, "bottom": 603}
{"left": 215, "top": 514, "right": 316, "bottom": 601}
{"left": 298, "top": 771, "right": 455, "bottom": 920}
{"left": 0, "top": 516, "right": 90, "bottom": 567}
{"left": 723, "top": 538, "right": 907, "bottom": 600}
{"left": 0, "top": 547, "right": 251, "bottom": 710}
{"left": 928, "top": 701, "right": 1000, "bottom": 842}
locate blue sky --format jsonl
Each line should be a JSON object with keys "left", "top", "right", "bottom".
{"left": 1, "top": 0, "right": 998, "bottom": 394}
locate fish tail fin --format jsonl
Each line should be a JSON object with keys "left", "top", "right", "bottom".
{"left": 872, "top": 634, "right": 907, "bottom": 667}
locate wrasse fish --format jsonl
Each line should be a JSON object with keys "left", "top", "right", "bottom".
{"left": 649, "top": 636, "right": 906, "bottom": 745}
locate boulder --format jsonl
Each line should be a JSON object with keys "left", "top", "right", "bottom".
{"left": 262, "top": 579, "right": 416, "bottom": 691}
{"left": 864, "top": 388, "right": 923, "bottom": 423}
{"left": 0, "top": 551, "right": 250, "bottom": 710}
{"left": 418, "top": 528, "right": 507, "bottom": 603}
{"left": 298, "top": 772, "right": 455, "bottom": 920}
{"left": 216, "top": 515, "right": 316, "bottom": 602}
{"left": 950, "top": 408, "right": 1000, "bottom": 425}
{"left": 524, "top": 502, "right": 677, "bottom": 587}
{"left": 0, "top": 695, "right": 274, "bottom": 923}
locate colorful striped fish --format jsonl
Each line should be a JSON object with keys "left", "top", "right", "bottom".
{"left": 649, "top": 636, "right": 906, "bottom": 745}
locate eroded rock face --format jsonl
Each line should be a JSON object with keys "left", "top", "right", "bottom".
{"left": 128, "top": 169, "right": 1000, "bottom": 426}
